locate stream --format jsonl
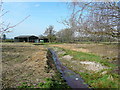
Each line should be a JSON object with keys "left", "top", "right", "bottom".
{"left": 48, "top": 48, "right": 91, "bottom": 89}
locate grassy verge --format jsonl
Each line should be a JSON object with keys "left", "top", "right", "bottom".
{"left": 18, "top": 73, "right": 70, "bottom": 88}
{"left": 79, "top": 72, "right": 119, "bottom": 88}
{"left": 51, "top": 47, "right": 119, "bottom": 88}
{"left": 64, "top": 49, "right": 116, "bottom": 68}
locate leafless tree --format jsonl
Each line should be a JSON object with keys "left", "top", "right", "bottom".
{"left": 0, "top": 0, "right": 30, "bottom": 39}
{"left": 65, "top": 1, "right": 119, "bottom": 42}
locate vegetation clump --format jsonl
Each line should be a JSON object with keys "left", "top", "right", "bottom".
{"left": 18, "top": 76, "right": 70, "bottom": 88}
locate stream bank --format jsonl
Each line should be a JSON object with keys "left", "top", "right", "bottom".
{"left": 48, "top": 46, "right": 119, "bottom": 88}
{"left": 47, "top": 48, "right": 91, "bottom": 89}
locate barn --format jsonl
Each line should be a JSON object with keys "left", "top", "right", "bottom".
{"left": 39, "top": 37, "right": 49, "bottom": 43}
{"left": 14, "top": 35, "right": 39, "bottom": 43}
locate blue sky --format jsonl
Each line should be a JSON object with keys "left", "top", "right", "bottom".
{"left": 3, "top": 2, "right": 71, "bottom": 38}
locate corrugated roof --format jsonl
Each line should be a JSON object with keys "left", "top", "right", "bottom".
{"left": 14, "top": 35, "right": 38, "bottom": 38}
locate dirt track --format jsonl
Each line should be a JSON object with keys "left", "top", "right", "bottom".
{"left": 2, "top": 43, "right": 55, "bottom": 88}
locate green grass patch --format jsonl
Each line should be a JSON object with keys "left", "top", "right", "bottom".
{"left": 17, "top": 82, "right": 34, "bottom": 88}
{"left": 18, "top": 75, "right": 70, "bottom": 88}
{"left": 64, "top": 49, "right": 116, "bottom": 67}
{"left": 37, "top": 77, "right": 70, "bottom": 88}
{"left": 79, "top": 71, "right": 119, "bottom": 88}
{"left": 51, "top": 47, "right": 119, "bottom": 88}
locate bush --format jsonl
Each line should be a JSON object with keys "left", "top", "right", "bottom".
{"left": 3, "top": 39, "right": 14, "bottom": 42}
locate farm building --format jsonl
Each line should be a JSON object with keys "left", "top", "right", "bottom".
{"left": 14, "top": 35, "right": 49, "bottom": 43}
{"left": 14, "top": 35, "right": 39, "bottom": 43}
{"left": 39, "top": 37, "right": 49, "bottom": 43}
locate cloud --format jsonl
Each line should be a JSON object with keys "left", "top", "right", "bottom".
{"left": 34, "top": 4, "right": 40, "bottom": 7}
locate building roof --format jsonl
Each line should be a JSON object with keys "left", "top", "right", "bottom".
{"left": 14, "top": 35, "right": 38, "bottom": 38}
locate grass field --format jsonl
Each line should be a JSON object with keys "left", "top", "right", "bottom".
{"left": 49, "top": 43, "right": 118, "bottom": 57}
{"left": 49, "top": 43, "right": 119, "bottom": 88}
{"left": 1, "top": 42, "right": 119, "bottom": 88}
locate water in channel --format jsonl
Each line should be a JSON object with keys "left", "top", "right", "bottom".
{"left": 48, "top": 48, "right": 91, "bottom": 89}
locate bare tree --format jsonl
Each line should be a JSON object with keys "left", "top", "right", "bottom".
{"left": 0, "top": 0, "right": 30, "bottom": 40}
{"left": 65, "top": 1, "right": 119, "bottom": 42}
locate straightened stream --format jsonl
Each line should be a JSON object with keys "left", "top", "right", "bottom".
{"left": 48, "top": 48, "right": 91, "bottom": 89}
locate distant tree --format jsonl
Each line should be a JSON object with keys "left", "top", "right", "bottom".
{"left": 44, "top": 25, "right": 56, "bottom": 43}
{"left": 2, "top": 34, "right": 6, "bottom": 40}
{"left": 56, "top": 28, "right": 74, "bottom": 43}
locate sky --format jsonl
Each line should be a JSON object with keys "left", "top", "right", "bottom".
{"left": 3, "top": 2, "right": 71, "bottom": 38}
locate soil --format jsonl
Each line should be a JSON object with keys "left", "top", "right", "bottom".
{"left": 2, "top": 43, "right": 55, "bottom": 88}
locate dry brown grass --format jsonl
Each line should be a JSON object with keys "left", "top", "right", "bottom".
{"left": 50, "top": 43, "right": 118, "bottom": 58}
